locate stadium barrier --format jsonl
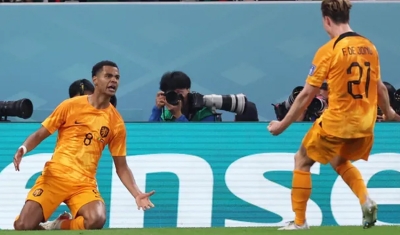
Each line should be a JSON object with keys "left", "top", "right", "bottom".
{"left": 0, "top": 122, "right": 399, "bottom": 229}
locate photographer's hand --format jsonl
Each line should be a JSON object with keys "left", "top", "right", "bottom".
{"left": 156, "top": 91, "right": 166, "bottom": 109}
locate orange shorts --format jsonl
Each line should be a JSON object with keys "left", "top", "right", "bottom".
{"left": 302, "top": 120, "right": 373, "bottom": 164}
{"left": 24, "top": 175, "right": 104, "bottom": 221}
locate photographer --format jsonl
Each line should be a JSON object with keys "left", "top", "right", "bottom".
{"left": 69, "top": 78, "right": 117, "bottom": 107}
{"left": 273, "top": 83, "right": 328, "bottom": 122}
{"left": 378, "top": 81, "right": 400, "bottom": 122}
{"left": 149, "top": 71, "right": 216, "bottom": 122}
{"left": 69, "top": 79, "right": 94, "bottom": 98}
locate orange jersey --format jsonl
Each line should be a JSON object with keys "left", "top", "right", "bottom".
{"left": 306, "top": 32, "right": 380, "bottom": 138}
{"left": 41, "top": 95, "right": 126, "bottom": 185}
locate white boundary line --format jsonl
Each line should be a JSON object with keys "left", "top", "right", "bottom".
{"left": 1, "top": 1, "right": 400, "bottom": 6}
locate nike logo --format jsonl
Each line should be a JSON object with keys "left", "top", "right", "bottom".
{"left": 75, "top": 121, "right": 82, "bottom": 124}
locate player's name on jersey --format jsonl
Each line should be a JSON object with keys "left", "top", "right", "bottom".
{"left": 342, "top": 46, "right": 373, "bottom": 56}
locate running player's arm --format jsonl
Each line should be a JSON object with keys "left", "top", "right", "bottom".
{"left": 110, "top": 122, "right": 143, "bottom": 198}
{"left": 19, "top": 99, "right": 70, "bottom": 153}
{"left": 280, "top": 46, "right": 330, "bottom": 128}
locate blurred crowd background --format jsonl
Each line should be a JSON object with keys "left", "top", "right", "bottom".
{"left": 1, "top": 0, "right": 398, "bottom": 122}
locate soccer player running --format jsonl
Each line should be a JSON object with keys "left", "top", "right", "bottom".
{"left": 13, "top": 60, "right": 155, "bottom": 230}
{"left": 267, "top": 0, "right": 398, "bottom": 230}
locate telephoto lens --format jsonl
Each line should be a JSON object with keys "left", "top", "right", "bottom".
{"left": 284, "top": 86, "right": 304, "bottom": 109}
{"left": 0, "top": 98, "right": 33, "bottom": 120}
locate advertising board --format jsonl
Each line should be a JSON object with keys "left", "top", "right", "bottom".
{"left": 0, "top": 123, "right": 398, "bottom": 229}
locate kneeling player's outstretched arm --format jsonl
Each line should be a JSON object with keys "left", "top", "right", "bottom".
{"left": 113, "top": 156, "right": 143, "bottom": 198}
{"left": 109, "top": 122, "right": 155, "bottom": 211}
{"left": 20, "top": 126, "right": 52, "bottom": 155}
{"left": 13, "top": 126, "right": 51, "bottom": 171}
{"left": 109, "top": 122, "right": 141, "bottom": 196}
{"left": 112, "top": 156, "right": 155, "bottom": 211}
{"left": 14, "top": 99, "right": 70, "bottom": 171}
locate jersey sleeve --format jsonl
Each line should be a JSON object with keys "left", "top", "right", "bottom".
{"left": 306, "top": 45, "right": 331, "bottom": 88}
{"left": 42, "top": 100, "right": 70, "bottom": 134}
{"left": 109, "top": 121, "right": 127, "bottom": 157}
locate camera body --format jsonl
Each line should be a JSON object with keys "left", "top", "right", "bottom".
{"left": 163, "top": 90, "right": 184, "bottom": 106}
{"left": 393, "top": 89, "right": 400, "bottom": 115}
{"left": 308, "top": 95, "right": 328, "bottom": 113}
{"left": 272, "top": 86, "right": 328, "bottom": 121}
{"left": 380, "top": 82, "right": 400, "bottom": 116}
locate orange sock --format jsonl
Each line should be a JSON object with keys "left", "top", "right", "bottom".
{"left": 60, "top": 216, "right": 85, "bottom": 230}
{"left": 336, "top": 161, "right": 368, "bottom": 204}
{"left": 292, "top": 170, "right": 312, "bottom": 226}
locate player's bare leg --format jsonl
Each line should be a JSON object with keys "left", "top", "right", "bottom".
{"left": 278, "top": 145, "right": 313, "bottom": 230}
{"left": 330, "top": 156, "right": 378, "bottom": 228}
{"left": 44, "top": 200, "right": 106, "bottom": 230}
{"left": 74, "top": 200, "right": 106, "bottom": 229}
{"left": 14, "top": 200, "right": 46, "bottom": 230}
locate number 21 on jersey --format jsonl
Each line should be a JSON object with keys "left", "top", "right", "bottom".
{"left": 347, "top": 61, "right": 371, "bottom": 99}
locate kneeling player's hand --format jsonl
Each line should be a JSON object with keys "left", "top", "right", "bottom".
{"left": 267, "top": 120, "right": 284, "bottom": 136}
{"left": 135, "top": 190, "right": 156, "bottom": 211}
{"left": 13, "top": 147, "right": 25, "bottom": 171}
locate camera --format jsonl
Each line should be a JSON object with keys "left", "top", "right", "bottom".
{"left": 308, "top": 95, "right": 328, "bottom": 113}
{"left": 164, "top": 90, "right": 248, "bottom": 115}
{"left": 164, "top": 90, "right": 184, "bottom": 106}
{"left": 0, "top": 98, "right": 34, "bottom": 121}
{"left": 382, "top": 82, "right": 400, "bottom": 115}
{"left": 284, "top": 86, "right": 303, "bottom": 110}
{"left": 392, "top": 89, "right": 400, "bottom": 114}
{"left": 272, "top": 86, "right": 328, "bottom": 121}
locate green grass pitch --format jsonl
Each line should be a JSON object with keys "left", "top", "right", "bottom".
{"left": 1, "top": 226, "right": 400, "bottom": 235}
